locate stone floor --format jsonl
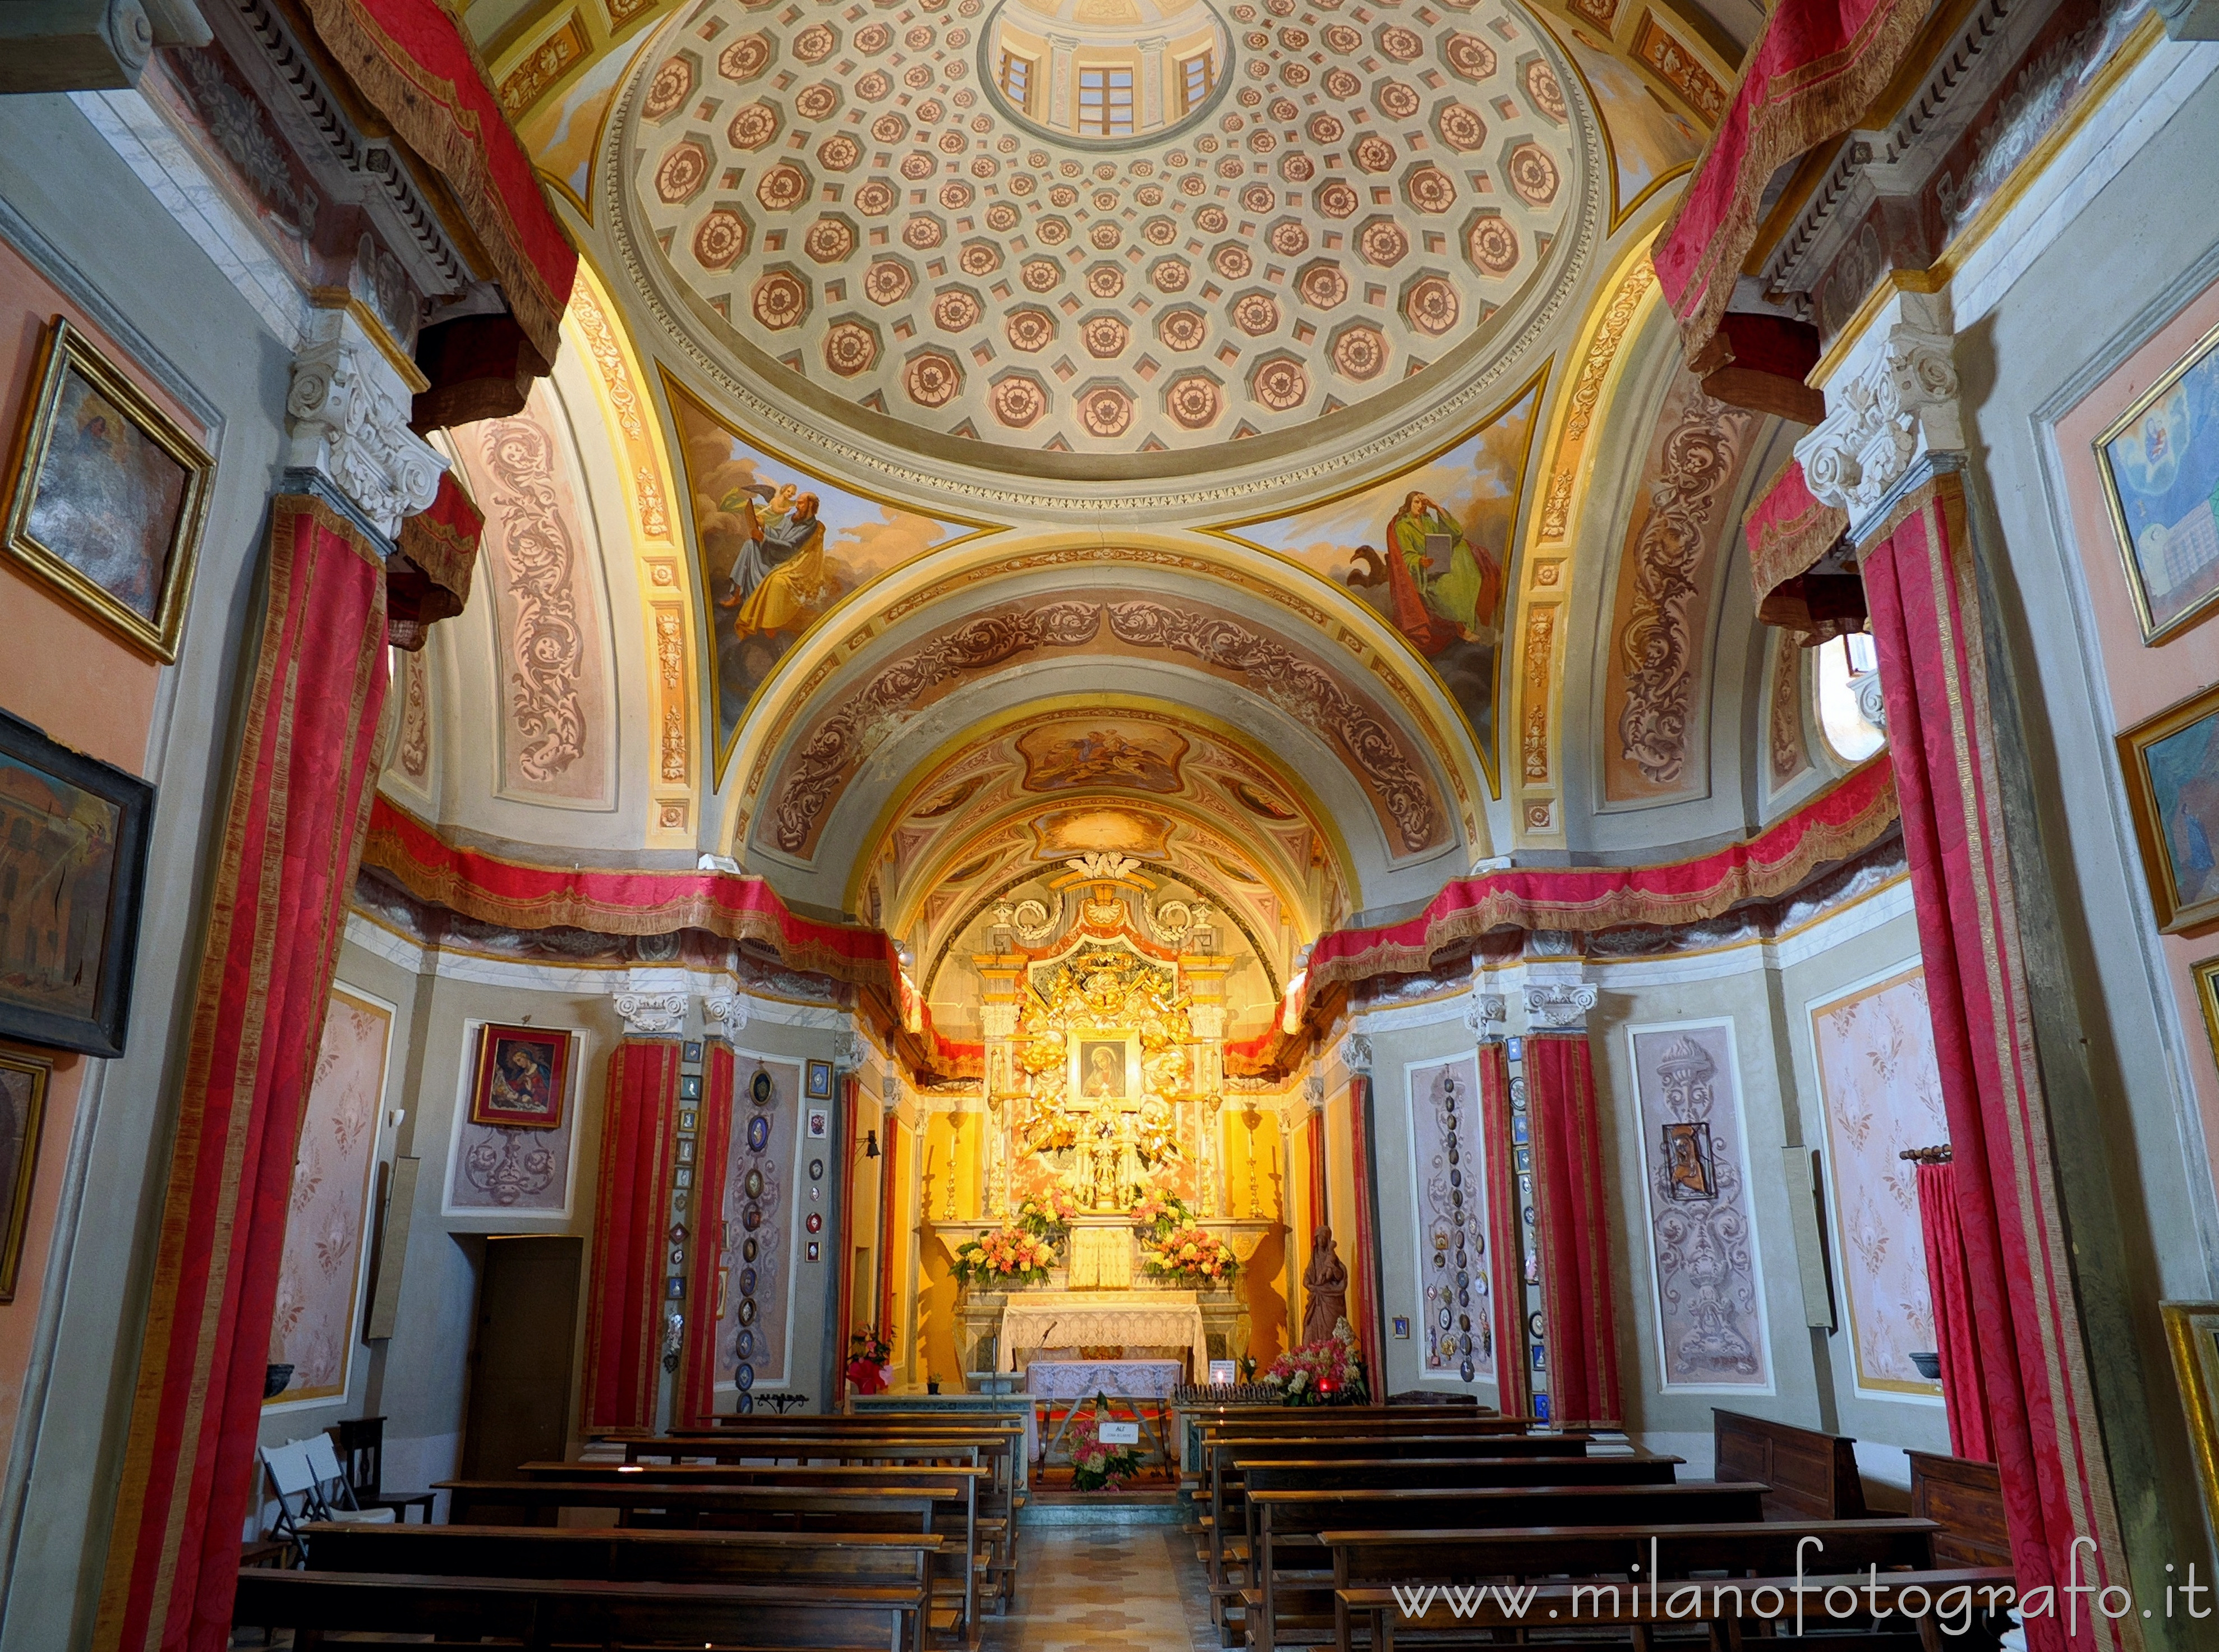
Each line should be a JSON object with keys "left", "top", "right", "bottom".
{"left": 984, "top": 1520, "right": 1220, "bottom": 1652}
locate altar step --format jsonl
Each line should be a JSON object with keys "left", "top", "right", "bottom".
{"left": 1024, "top": 1488, "right": 1186, "bottom": 1525}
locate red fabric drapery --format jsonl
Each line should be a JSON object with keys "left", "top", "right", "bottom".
{"left": 1477, "top": 1043, "right": 1530, "bottom": 1418}
{"left": 360, "top": 795, "right": 900, "bottom": 986}
{"left": 582, "top": 1041, "right": 680, "bottom": 1430}
{"left": 1916, "top": 1158, "right": 1994, "bottom": 1462}
{"left": 1652, "top": 0, "right": 1937, "bottom": 364}
{"left": 1861, "top": 471, "right": 2126, "bottom": 1652}
{"left": 95, "top": 498, "right": 391, "bottom": 1652}
{"left": 676, "top": 1045, "right": 736, "bottom": 1429}
{"left": 1304, "top": 760, "right": 1896, "bottom": 991}
{"left": 293, "top": 0, "right": 576, "bottom": 360}
{"left": 1525, "top": 1034, "right": 1620, "bottom": 1426}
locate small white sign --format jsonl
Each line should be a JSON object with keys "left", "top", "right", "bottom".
{"left": 1208, "top": 1359, "right": 1237, "bottom": 1386}
{"left": 1098, "top": 1421, "right": 1140, "bottom": 1446}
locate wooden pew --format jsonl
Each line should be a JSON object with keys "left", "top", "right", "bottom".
{"left": 1715, "top": 1409, "right": 1868, "bottom": 1520}
{"left": 297, "top": 1522, "right": 947, "bottom": 1652}
{"left": 438, "top": 1481, "right": 979, "bottom": 1636}
{"left": 1244, "top": 1481, "right": 1771, "bottom": 1652}
{"left": 1199, "top": 1435, "right": 1591, "bottom": 1599}
{"left": 1340, "top": 1566, "right": 2017, "bottom": 1652}
{"left": 1908, "top": 1452, "right": 2010, "bottom": 1568}
{"left": 1177, "top": 1408, "right": 1550, "bottom": 1472}
{"left": 518, "top": 1461, "right": 993, "bottom": 1629}
{"left": 232, "top": 1564, "right": 928, "bottom": 1651}
{"left": 1320, "top": 1518, "right": 1948, "bottom": 1652}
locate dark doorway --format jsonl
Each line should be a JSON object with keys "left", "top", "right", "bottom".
{"left": 460, "top": 1235, "right": 582, "bottom": 1486}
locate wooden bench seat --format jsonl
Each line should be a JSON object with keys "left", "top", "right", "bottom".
{"left": 232, "top": 1564, "right": 928, "bottom": 1651}
{"left": 1714, "top": 1410, "right": 1868, "bottom": 1521}
{"left": 1339, "top": 1566, "right": 2017, "bottom": 1652}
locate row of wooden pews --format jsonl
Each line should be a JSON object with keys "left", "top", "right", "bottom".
{"left": 1176, "top": 1402, "right": 2018, "bottom": 1652}
{"left": 232, "top": 1411, "right": 1028, "bottom": 1650}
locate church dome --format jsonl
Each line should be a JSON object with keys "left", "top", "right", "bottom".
{"left": 608, "top": 0, "right": 1598, "bottom": 512}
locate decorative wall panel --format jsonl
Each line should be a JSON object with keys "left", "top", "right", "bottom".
{"left": 1627, "top": 1019, "right": 1769, "bottom": 1389}
{"left": 266, "top": 984, "right": 390, "bottom": 1406}
{"left": 1406, "top": 1054, "right": 1494, "bottom": 1382}
{"left": 444, "top": 1023, "right": 582, "bottom": 1217}
{"left": 714, "top": 1055, "right": 803, "bottom": 1391}
{"left": 1808, "top": 964, "right": 1947, "bottom": 1398}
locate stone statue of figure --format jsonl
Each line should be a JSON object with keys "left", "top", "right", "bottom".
{"left": 1301, "top": 1225, "right": 1350, "bottom": 1347}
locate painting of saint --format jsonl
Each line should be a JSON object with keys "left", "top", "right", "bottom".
{"left": 1018, "top": 723, "right": 1187, "bottom": 795}
{"left": 4, "top": 322, "right": 211, "bottom": 661}
{"left": 0, "top": 752, "right": 120, "bottom": 1022}
{"left": 669, "top": 378, "right": 967, "bottom": 770}
{"left": 2100, "top": 323, "right": 2219, "bottom": 641}
{"left": 1078, "top": 1039, "right": 1127, "bottom": 1100}
{"left": 1230, "top": 383, "right": 1541, "bottom": 778}
{"left": 469, "top": 1024, "right": 572, "bottom": 1129}
{"left": 1661, "top": 1121, "right": 1716, "bottom": 1200}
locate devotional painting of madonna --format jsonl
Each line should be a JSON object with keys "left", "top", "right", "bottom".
{"left": 665, "top": 376, "right": 969, "bottom": 771}
{"left": 1224, "top": 380, "right": 1542, "bottom": 781}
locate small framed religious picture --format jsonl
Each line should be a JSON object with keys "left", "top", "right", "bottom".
{"left": 0, "top": 1052, "right": 52, "bottom": 1300}
{"left": 2, "top": 319, "right": 214, "bottom": 662}
{"left": 2097, "top": 317, "right": 2219, "bottom": 644}
{"left": 679, "top": 1108, "right": 699, "bottom": 1133}
{"left": 805, "top": 1058, "right": 834, "bottom": 1099}
{"left": 679, "top": 1073, "right": 703, "bottom": 1101}
{"left": 807, "top": 1107, "right": 829, "bottom": 1139}
{"left": 469, "top": 1024, "right": 570, "bottom": 1129}
{"left": 2162, "top": 1301, "right": 2219, "bottom": 1532}
{"left": 2117, "top": 682, "right": 2219, "bottom": 930}
{"left": 1391, "top": 1317, "right": 1410, "bottom": 1340}
{"left": 682, "top": 1040, "right": 703, "bottom": 1064}
{"left": 0, "top": 707, "right": 154, "bottom": 1057}
{"left": 676, "top": 1136, "right": 696, "bottom": 1165}
{"left": 805, "top": 1240, "right": 822, "bottom": 1263}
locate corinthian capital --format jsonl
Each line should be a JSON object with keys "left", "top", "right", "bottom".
{"left": 1337, "top": 1032, "right": 1373, "bottom": 1075}
{"left": 1465, "top": 988, "right": 1508, "bottom": 1036}
{"left": 1794, "top": 291, "right": 1963, "bottom": 540}
{"left": 286, "top": 306, "right": 444, "bottom": 538}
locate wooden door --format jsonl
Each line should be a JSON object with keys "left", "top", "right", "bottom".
{"left": 461, "top": 1235, "right": 583, "bottom": 1480}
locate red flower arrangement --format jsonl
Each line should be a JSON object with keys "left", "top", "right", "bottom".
{"left": 846, "top": 1327, "right": 895, "bottom": 1395}
{"left": 952, "top": 1223, "right": 1056, "bottom": 1287}
{"left": 1264, "top": 1320, "right": 1369, "bottom": 1406}
{"left": 1065, "top": 1400, "right": 1143, "bottom": 1491}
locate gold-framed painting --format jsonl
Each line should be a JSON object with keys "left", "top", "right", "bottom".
{"left": 0, "top": 1051, "right": 53, "bottom": 1302}
{"left": 1070, "top": 1032, "right": 1140, "bottom": 1104}
{"left": 2163, "top": 1301, "right": 2219, "bottom": 1536}
{"left": 2118, "top": 680, "right": 2219, "bottom": 932}
{"left": 2097, "top": 316, "right": 2219, "bottom": 645}
{"left": 2, "top": 317, "right": 214, "bottom": 662}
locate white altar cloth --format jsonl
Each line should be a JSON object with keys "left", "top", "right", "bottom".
{"left": 1023, "top": 1358, "right": 1183, "bottom": 1401}
{"left": 997, "top": 1290, "right": 1209, "bottom": 1377}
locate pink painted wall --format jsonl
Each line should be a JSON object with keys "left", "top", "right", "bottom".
{"left": 0, "top": 229, "right": 206, "bottom": 1472}
{"left": 2052, "top": 275, "right": 2219, "bottom": 1214}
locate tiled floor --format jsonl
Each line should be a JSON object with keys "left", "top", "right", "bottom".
{"left": 986, "top": 1521, "right": 1220, "bottom": 1652}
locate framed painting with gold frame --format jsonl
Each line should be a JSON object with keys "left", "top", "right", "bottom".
{"left": 1070, "top": 1032, "right": 1140, "bottom": 1105}
{"left": 0, "top": 1052, "right": 51, "bottom": 1301}
{"left": 2097, "top": 317, "right": 2219, "bottom": 645}
{"left": 2163, "top": 1301, "right": 2219, "bottom": 1535}
{"left": 1, "top": 317, "right": 213, "bottom": 662}
{"left": 2117, "top": 680, "right": 2219, "bottom": 932}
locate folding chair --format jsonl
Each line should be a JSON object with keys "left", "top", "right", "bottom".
{"left": 300, "top": 1433, "right": 397, "bottom": 1527}
{"left": 256, "top": 1440, "right": 320, "bottom": 1561}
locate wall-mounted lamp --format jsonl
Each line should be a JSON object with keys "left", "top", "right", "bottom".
{"left": 863, "top": 1130, "right": 881, "bottom": 1159}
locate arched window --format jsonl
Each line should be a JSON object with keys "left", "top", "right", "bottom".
{"left": 1815, "top": 629, "right": 1885, "bottom": 763}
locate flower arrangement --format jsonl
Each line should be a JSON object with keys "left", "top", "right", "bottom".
{"left": 952, "top": 1223, "right": 1056, "bottom": 1287}
{"left": 1065, "top": 1399, "right": 1142, "bottom": 1492}
{"left": 846, "top": 1327, "right": 895, "bottom": 1395}
{"left": 1140, "top": 1222, "right": 1240, "bottom": 1285}
{"left": 1264, "top": 1319, "right": 1369, "bottom": 1406}
{"left": 1016, "top": 1186, "right": 1079, "bottom": 1239}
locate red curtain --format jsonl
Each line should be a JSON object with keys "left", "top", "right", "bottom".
{"left": 1916, "top": 1159, "right": 1994, "bottom": 1462}
{"left": 1477, "top": 1043, "right": 1530, "bottom": 1419}
{"left": 1346, "top": 1074, "right": 1387, "bottom": 1389}
{"left": 94, "top": 497, "right": 391, "bottom": 1652}
{"left": 1652, "top": 0, "right": 1937, "bottom": 364}
{"left": 1525, "top": 1034, "right": 1621, "bottom": 1426}
{"left": 676, "top": 1045, "right": 736, "bottom": 1429}
{"left": 1861, "top": 472, "right": 2128, "bottom": 1652}
{"left": 582, "top": 1041, "right": 680, "bottom": 1430}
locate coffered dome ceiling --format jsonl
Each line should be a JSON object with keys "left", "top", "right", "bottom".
{"left": 607, "top": 0, "right": 1601, "bottom": 510}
